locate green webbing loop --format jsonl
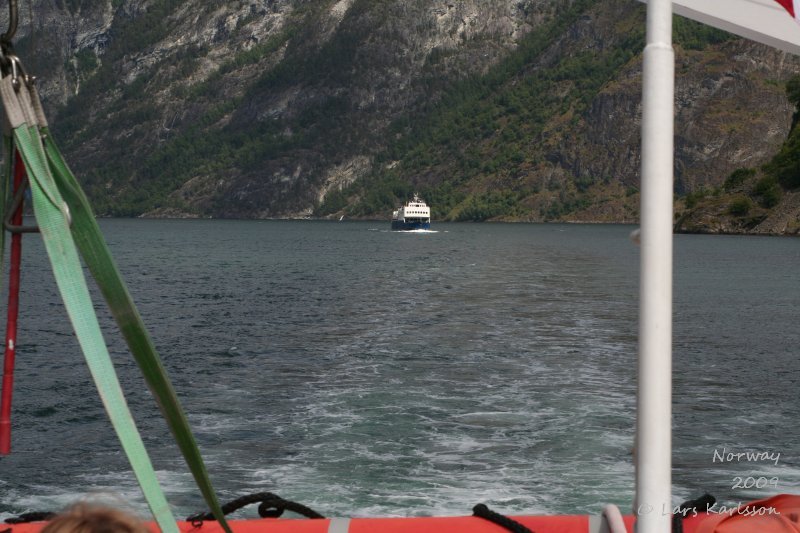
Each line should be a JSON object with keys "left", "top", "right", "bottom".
{"left": 20, "top": 154, "right": 178, "bottom": 526}
{"left": 43, "top": 131, "right": 231, "bottom": 533}
{"left": 1, "top": 60, "right": 231, "bottom": 532}
{"left": 21, "top": 137, "right": 179, "bottom": 533}
{"left": 2, "top": 76, "right": 180, "bottom": 532}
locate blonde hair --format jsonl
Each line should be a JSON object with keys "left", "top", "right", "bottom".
{"left": 40, "top": 504, "right": 151, "bottom": 533}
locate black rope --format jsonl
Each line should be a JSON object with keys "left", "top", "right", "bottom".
{"left": 672, "top": 493, "right": 715, "bottom": 533}
{"left": 4, "top": 511, "right": 56, "bottom": 524}
{"left": 473, "top": 503, "right": 534, "bottom": 533}
{"left": 187, "top": 492, "right": 324, "bottom": 526}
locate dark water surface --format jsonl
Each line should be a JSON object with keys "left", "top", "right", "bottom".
{"left": 0, "top": 220, "right": 797, "bottom": 519}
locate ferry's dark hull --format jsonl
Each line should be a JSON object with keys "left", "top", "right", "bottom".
{"left": 391, "top": 220, "right": 430, "bottom": 231}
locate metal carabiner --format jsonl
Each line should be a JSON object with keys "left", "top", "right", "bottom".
{"left": 4, "top": 52, "right": 23, "bottom": 89}
{"left": 1, "top": 0, "right": 18, "bottom": 50}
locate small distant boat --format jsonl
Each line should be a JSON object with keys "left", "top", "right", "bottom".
{"left": 391, "top": 194, "right": 431, "bottom": 231}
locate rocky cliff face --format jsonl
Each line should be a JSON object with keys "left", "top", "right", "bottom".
{"left": 550, "top": 37, "right": 800, "bottom": 224}
{"left": 564, "top": 42, "right": 798, "bottom": 194}
{"left": 7, "top": 0, "right": 575, "bottom": 217}
{"left": 3, "top": 0, "right": 800, "bottom": 230}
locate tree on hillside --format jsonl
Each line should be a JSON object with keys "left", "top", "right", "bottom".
{"left": 763, "top": 75, "right": 800, "bottom": 190}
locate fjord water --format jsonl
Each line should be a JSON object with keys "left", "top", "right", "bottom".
{"left": 1, "top": 220, "right": 797, "bottom": 519}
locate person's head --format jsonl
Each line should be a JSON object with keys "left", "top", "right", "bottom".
{"left": 40, "top": 503, "right": 150, "bottom": 533}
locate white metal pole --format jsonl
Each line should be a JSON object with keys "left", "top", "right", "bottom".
{"left": 636, "top": 0, "right": 674, "bottom": 532}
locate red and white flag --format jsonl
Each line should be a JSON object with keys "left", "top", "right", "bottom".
{"left": 636, "top": 0, "right": 800, "bottom": 55}
{"left": 775, "top": 0, "right": 799, "bottom": 21}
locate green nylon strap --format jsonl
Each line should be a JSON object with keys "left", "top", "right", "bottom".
{"left": 10, "top": 117, "right": 179, "bottom": 531}
{"left": 42, "top": 130, "right": 232, "bottom": 533}
{"left": 15, "top": 87, "right": 61, "bottom": 216}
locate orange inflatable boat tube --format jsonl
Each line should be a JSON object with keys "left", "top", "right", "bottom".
{"left": 4, "top": 514, "right": 634, "bottom": 533}
{"left": 7, "top": 494, "right": 800, "bottom": 533}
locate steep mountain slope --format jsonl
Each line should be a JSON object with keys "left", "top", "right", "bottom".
{"left": 674, "top": 73, "right": 800, "bottom": 235}
{"left": 5, "top": 0, "right": 800, "bottom": 229}
{"left": 337, "top": 4, "right": 800, "bottom": 224}
{"left": 12, "top": 0, "right": 572, "bottom": 217}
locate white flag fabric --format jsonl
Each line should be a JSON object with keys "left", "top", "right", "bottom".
{"left": 638, "top": 0, "right": 800, "bottom": 55}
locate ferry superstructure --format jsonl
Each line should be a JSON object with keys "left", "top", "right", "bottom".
{"left": 391, "top": 194, "right": 431, "bottom": 231}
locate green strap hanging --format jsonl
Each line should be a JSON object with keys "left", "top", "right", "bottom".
{"left": 43, "top": 129, "right": 231, "bottom": 533}
{"left": 1, "top": 74, "right": 179, "bottom": 532}
{"left": 0, "top": 67, "right": 231, "bottom": 533}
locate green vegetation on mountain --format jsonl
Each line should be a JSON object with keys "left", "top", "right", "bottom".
{"left": 323, "top": 10, "right": 733, "bottom": 220}
{"left": 326, "top": 0, "right": 607, "bottom": 219}
{"left": 763, "top": 76, "right": 800, "bottom": 190}
{"left": 22, "top": 0, "right": 800, "bottom": 232}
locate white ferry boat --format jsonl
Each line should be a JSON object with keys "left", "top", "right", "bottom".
{"left": 391, "top": 194, "right": 431, "bottom": 231}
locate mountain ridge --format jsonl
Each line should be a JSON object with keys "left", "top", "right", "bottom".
{"left": 3, "top": 0, "right": 800, "bottom": 233}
